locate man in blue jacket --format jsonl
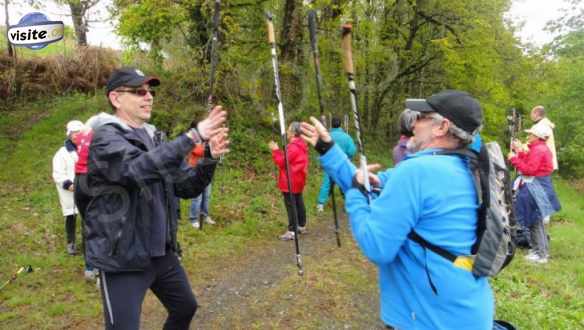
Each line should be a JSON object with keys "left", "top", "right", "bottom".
{"left": 86, "top": 67, "right": 229, "bottom": 330}
{"left": 300, "top": 90, "right": 493, "bottom": 329}
{"left": 316, "top": 117, "right": 356, "bottom": 212}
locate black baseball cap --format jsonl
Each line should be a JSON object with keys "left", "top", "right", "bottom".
{"left": 106, "top": 67, "right": 160, "bottom": 95}
{"left": 405, "top": 90, "right": 483, "bottom": 135}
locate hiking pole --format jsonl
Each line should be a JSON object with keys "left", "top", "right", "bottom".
{"left": 266, "top": 13, "right": 304, "bottom": 276}
{"left": 0, "top": 265, "right": 33, "bottom": 291}
{"left": 341, "top": 23, "right": 371, "bottom": 202}
{"left": 199, "top": 0, "right": 222, "bottom": 231}
{"left": 307, "top": 10, "right": 327, "bottom": 128}
{"left": 207, "top": 0, "right": 221, "bottom": 112}
{"left": 308, "top": 10, "right": 341, "bottom": 247}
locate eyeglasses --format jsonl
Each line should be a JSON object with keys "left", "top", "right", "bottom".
{"left": 115, "top": 88, "right": 156, "bottom": 97}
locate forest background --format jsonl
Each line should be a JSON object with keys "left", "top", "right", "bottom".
{"left": 1, "top": 0, "right": 583, "bottom": 328}
{"left": 1, "top": 0, "right": 583, "bottom": 177}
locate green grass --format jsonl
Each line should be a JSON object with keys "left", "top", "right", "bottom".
{"left": 0, "top": 93, "right": 583, "bottom": 328}
{"left": 492, "top": 178, "right": 584, "bottom": 328}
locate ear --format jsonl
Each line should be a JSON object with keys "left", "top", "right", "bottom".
{"left": 108, "top": 92, "right": 121, "bottom": 110}
{"left": 432, "top": 118, "right": 450, "bottom": 137}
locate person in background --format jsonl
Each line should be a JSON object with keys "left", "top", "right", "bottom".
{"left": 269, "top": 122, "right": 309, "bottom": 241}
{"left": 530, "top": 105, "right": 558, "bottom": 171}
{"left": 392, "top": 109, "right": 417, "bottom": 165}
{"left": 187, "top": 144, "right": 215, "bottom": 229}
{"left": 316, "top": 117, "right": 356, "bottom": 212}
{"left": 73, "top": 113, "right": 110, "bottom": 281}
{"left": 509, "top": 125, "right": 561, "bottom": 264}
{"left": 52, "top": 120, "right": 84, "bottom": 255}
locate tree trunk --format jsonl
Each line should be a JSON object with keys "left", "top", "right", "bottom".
{"left": 280, "top": 0, "right": 303, "bottom": 63}
{"left": 69, "top": 1, "right": 88, "bottom": 46}
{"left": 4, "top": 0, "right": 13, "bottom": 57}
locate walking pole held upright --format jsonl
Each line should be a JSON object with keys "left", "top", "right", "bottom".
{"left": 266, "top": 13, "right": 304, "bottom": 276}
{"left": 341, "top": 23, "right": 371, "bottom": 202}
{"left": 199, "top": 0, "right": 222, "bottom": 230}
{"left": 308, "top": 10, "right": 341, "bottom": 247}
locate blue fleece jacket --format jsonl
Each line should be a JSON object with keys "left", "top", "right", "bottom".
{"left": 320, "top": 144, "right": 494, "bottom": 329}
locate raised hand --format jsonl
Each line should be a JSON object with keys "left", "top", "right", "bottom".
{"left": 197, "top": 105, "right": 227, "bottom": 140}
{"left": 300, "top": 116, "right": 331, "bottom": 146}
{"left": 209, "top": 127, "right": 230, "bottom": 159}
{"left": 268, "top": 141, "right": 279, "bottom": 150}
{"left": 354, "top": 163, "right": 382, "bottom": 187}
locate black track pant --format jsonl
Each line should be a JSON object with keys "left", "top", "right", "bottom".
{"left": 282, "top": 192, "right": 306, "bottom": 231}
{"left": 65, "top": 215, "right": 76, "bottom": 244}
{"left": 99, "top": 252, "right": 197, "bottom": 330}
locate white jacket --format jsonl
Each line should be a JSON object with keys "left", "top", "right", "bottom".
{"left": 531, "top": 117, "right": 558, "bottom": 170}
{"left": 52, "top": 143, "right": 78, "bottom": 216}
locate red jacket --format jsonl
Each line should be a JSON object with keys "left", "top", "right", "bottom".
{"left": 271, "top": 137, "right": 309, "bottom": 193}
{"left": 74, "top": 130, "right": 93, "bottom": 174}
{"left": 510, "top": 139, "right": 553, "bottom": 177}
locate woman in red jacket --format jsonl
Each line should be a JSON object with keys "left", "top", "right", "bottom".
{"left": 508, "top": 125, "right": 561, "bottom": 264}
{"left": 269, "top": 122, "right": 309, "bottom": 241}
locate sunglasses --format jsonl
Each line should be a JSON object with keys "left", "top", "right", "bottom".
{"left": 116, "top": 88, "right": 156, "bottom": 97}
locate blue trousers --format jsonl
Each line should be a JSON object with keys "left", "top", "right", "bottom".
{"left": 189, "top": 183, "right": 211, "bottom": 223}
{"left": 317, "top": 174, "right": 331, "bottom": 205}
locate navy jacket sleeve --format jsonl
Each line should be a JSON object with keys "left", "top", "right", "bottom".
{"left": 90, "top": 126, "right": 202, "bottom": 187}
{"left": 173, "top": 159, "right": 217, "bottom": 199}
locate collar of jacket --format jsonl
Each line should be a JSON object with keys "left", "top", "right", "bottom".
{"left": 98, "top": 112, "right": 157, "bottom": 138}
{"left": 64, "top": 139, "right": 76, "bottom": 152}
{"left": 102, "top": 121, "right": 160, "bottom": 151}
{"left": 528, "top": 139, "right": 547, "bottom": 148}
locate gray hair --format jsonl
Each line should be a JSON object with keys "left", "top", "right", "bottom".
{"left": 289, "top": 121, "right": 302, "bottom": 137}
{"left": 398, "top": 109, "right": 417, "bottom": 137}
{"left": 427, "top": 112, "right": 476, "bottom": 146}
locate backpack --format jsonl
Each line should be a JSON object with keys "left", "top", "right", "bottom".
{"left": 408, "top": 142, "right": 516, "bottom": 278}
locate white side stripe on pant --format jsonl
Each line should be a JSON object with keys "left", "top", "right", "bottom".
{"left": 101, "top": 271, "right": 114, "bottom": 326}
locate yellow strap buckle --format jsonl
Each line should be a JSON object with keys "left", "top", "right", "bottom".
{"left": 453, "top": 256, "right": 474, "bottom": 272}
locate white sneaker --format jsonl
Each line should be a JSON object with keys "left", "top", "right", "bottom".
{"left": 533, "top": 256, "right": 549, "bottom": 264}
{"left": 192, "top": 221, "right": 200, "bottom": 229}
{"left": 279, "top": 231, "right": 295, "bottom": 241}
{"left": 524, "top": 250, "right": 538, "bottom": 260}
{"left": 524, "top": 253, "right": 540, "bottom": 262}
{"left": 203, "top": 216, "right": 216, "bottom": 225}
{"left": 84, "top": 270, "right": 96, "bottom": 281}
{"left": 316, "top": 204, "right": 324, "bottom": 212}
{"left": 298, "top": 226, "right": 307, "bottom": 234}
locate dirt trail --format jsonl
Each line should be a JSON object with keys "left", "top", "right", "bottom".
{"left": 137, "top": 214, "right": 383, "bottom": 329}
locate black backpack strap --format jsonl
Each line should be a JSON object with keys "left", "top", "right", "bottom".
{"left": 435, "top": 147, "right": 489, "bottom": 254}
{"left": 408, "top": 230, "right": 457, "bottom": 263}
{"left": 408, "top": 230, "right": 459, "bottom": 296}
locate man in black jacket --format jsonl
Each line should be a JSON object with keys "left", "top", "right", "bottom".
{"left": 85, "top": 67, "right": 229, "bottom": 330}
